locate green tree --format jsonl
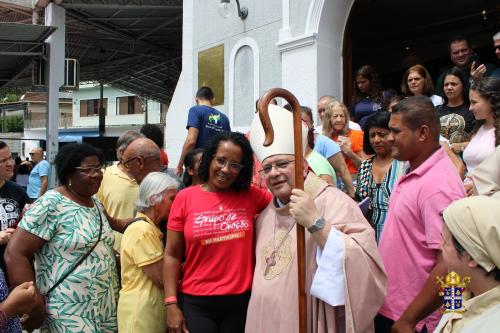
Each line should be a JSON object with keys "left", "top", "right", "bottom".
{"left": 0, "top": 116, "right": 24, "bottom": 132}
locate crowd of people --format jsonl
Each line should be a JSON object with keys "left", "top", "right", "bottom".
{"left": 0, "top": 31, "right": 497, "bottom": 333}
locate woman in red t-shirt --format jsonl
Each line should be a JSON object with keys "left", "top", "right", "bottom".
{"left": 322, "top": 100, "right": 368, "bottom": 177}
{"left": 164, "top": 132, "right": 272, "bottom": 333}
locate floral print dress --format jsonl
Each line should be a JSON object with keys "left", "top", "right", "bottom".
{"left": 18, "top": 190, "right": 119, "bottom": 333}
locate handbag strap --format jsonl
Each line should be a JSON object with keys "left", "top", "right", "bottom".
{"left": 45, "top": 199, "right": 103, "bottom": 296}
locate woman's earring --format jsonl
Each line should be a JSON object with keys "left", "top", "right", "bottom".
{"left": 68, "top": 180, "right": 72, "bottom": 187}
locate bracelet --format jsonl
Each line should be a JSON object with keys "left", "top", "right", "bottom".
{"left": 164, "top": 296, "right": 177, "bottom": 305}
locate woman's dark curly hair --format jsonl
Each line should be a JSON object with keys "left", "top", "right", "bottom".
{"left": 442, "top": 67, "right": 469, "bottom": 105}
{"left": 363, "top": 111, "right": 391, "bottom": 155}
{"left": 351, "top": 65, "right": 384, "bottom": 105}
{"left": 198, "top": 132, "right": 254, "bottom": 192}
{"left": 55, "top": 143, "right": 104, "bottom": 185}
{"left": 470, "top": 77, "right": 500, "bottom": 146}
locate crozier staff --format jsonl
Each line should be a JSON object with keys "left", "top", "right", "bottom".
{"left": 246, "top": 103, "right": 387, "bottom": 333}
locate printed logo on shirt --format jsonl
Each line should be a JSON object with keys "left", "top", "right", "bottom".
{"left": 437, "top": 271, "right": 470, "bottom": 313}
{"left": 193, "top": 208, "right": 250, "bottom": 245}
{"left": 208, "top": 113, "right": 221, "bottom": 125}
{"left": 0, "top": 198, "right": 21, "bottom": 230}
{"left": 201, "top": 231, "right": 245, "bottom": 245}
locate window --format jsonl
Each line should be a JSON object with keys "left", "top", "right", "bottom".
{"left": 117, "top": 96, "right": 144, "bottom": 115}
{"left": 80, "top": 98, "right": 107, "bottom": 117}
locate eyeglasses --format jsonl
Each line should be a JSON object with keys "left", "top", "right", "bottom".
{"left": 213, "top": 156, "right": 244, "bottom": 172}
{"left": 121, "top": 155, "right": 139, "bottom": 167}
{"left": 122, "top": 155, "right": 160, "bottom": 168}
{"left": 75, "top": 165, "right": 103, "bottom": 175}
{"left": 259, "top": 159, "right": 295, "bottom": 175}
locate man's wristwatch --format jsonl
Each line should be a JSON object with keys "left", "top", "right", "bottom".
{"left": 308, "top": 217, "right": 326, "bottom": 233}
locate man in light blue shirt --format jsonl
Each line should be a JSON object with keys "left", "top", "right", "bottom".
{"left": 27, "top": 147, "right": 50, "bottom": 202}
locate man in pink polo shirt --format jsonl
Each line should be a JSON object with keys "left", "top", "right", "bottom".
{"left": 376, "top": 96, "right": 466, "bottom": 333}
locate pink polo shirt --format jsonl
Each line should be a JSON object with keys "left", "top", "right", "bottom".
{"left": 378, "top": 148, "right": 465, "bottom": 332}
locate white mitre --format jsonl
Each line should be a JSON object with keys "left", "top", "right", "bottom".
{"left": 249, "top": 104, "right": 308, "bottom": 163}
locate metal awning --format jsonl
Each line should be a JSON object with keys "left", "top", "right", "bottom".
{"left": 59, "top": 130, "right": 98, "bottom": 142}
{"left": 0, "top": 22, "right": 57, "bottom": 87}
{"left": 0, "top": 0, "right": 182, "bottom": 104}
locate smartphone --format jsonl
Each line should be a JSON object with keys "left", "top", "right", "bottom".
{"left": 469, "top": 53, "right": 481, "bottom": 66}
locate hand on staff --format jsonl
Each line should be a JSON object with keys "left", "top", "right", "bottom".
{"left": 0, "top": 228, "right": 15, "bottom": 245}
{"left": 289, "top": 189, "right": 321, "bottom": 229}
{"left": 166, "top": 304, "right": 189, "bottom": 333}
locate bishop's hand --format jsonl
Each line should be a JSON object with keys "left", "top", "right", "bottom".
{"left": 289, "top": 189, "right": 321, "bottom": 228}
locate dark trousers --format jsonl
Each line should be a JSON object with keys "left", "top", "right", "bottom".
{"left": 179, "top": 291, "right": 251, "bottom": 333}
{"left": 375, "top": 314, "right": 428, "bottom": 333}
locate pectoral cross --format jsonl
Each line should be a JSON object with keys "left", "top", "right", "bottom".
{"left": 264, "top": 251, "right": 276, "bottom": 275}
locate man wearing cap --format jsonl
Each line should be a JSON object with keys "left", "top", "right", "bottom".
{"left": 435, "top": 196, "right": 500, "bottom": 332}
{"left": 246, "top": 104, "right": 386, "bottom": 333}
{"left": 27, "top": 147, "right": 49, "bottom": 202}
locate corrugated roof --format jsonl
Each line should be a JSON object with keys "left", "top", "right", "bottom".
{"left": 0, "top": 21, "right": 57, "bottom": 90}
{"left": 0, "top": 0, "right": 182, "bottom": 104}
{"left": 0, "top": 22, "right": 56, "bottom": 42}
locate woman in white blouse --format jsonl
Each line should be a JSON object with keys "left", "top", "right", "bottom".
{"left": 463, "top": 77, "right": 499, "bottom": 195}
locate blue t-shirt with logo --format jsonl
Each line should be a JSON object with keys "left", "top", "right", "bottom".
{"left": 187, "top": 105, "right": 231, "bottom": 148}
{"left": 27, "top": 159, "right": 50, "bottom": 199}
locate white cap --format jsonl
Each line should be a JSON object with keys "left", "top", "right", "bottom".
{"left": 249, "top": 104, "right": 308, "bottom": 163}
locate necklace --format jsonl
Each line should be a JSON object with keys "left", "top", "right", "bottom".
{"left": 264, "top": 214, "right": 296, "bottom": 275}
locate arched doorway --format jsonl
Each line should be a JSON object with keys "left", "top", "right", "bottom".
{"left": 342, "top": 0, "right": 500, "bottom": 103}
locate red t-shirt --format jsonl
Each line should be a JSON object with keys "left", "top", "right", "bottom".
{"left": 168, "top": 185, "right": 272, "bottom": 296}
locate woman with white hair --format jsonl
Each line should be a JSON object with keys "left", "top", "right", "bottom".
{"left": 117, "top": 172, "right": 180, "bottom": 333}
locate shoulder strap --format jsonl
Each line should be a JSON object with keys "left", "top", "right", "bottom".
{"left": 45, "top": 199, "right": 103, "bottom": 296}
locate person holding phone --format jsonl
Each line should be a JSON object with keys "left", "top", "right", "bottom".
{"left": 435, "top": 34, "right": 496, "bottom": 96}
{"left": 469, "top": 53, "right": 485, "bottom": 78}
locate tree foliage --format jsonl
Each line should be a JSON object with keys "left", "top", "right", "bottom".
{"left": 0, "top": 116, "right": 24, "bottom": 132}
